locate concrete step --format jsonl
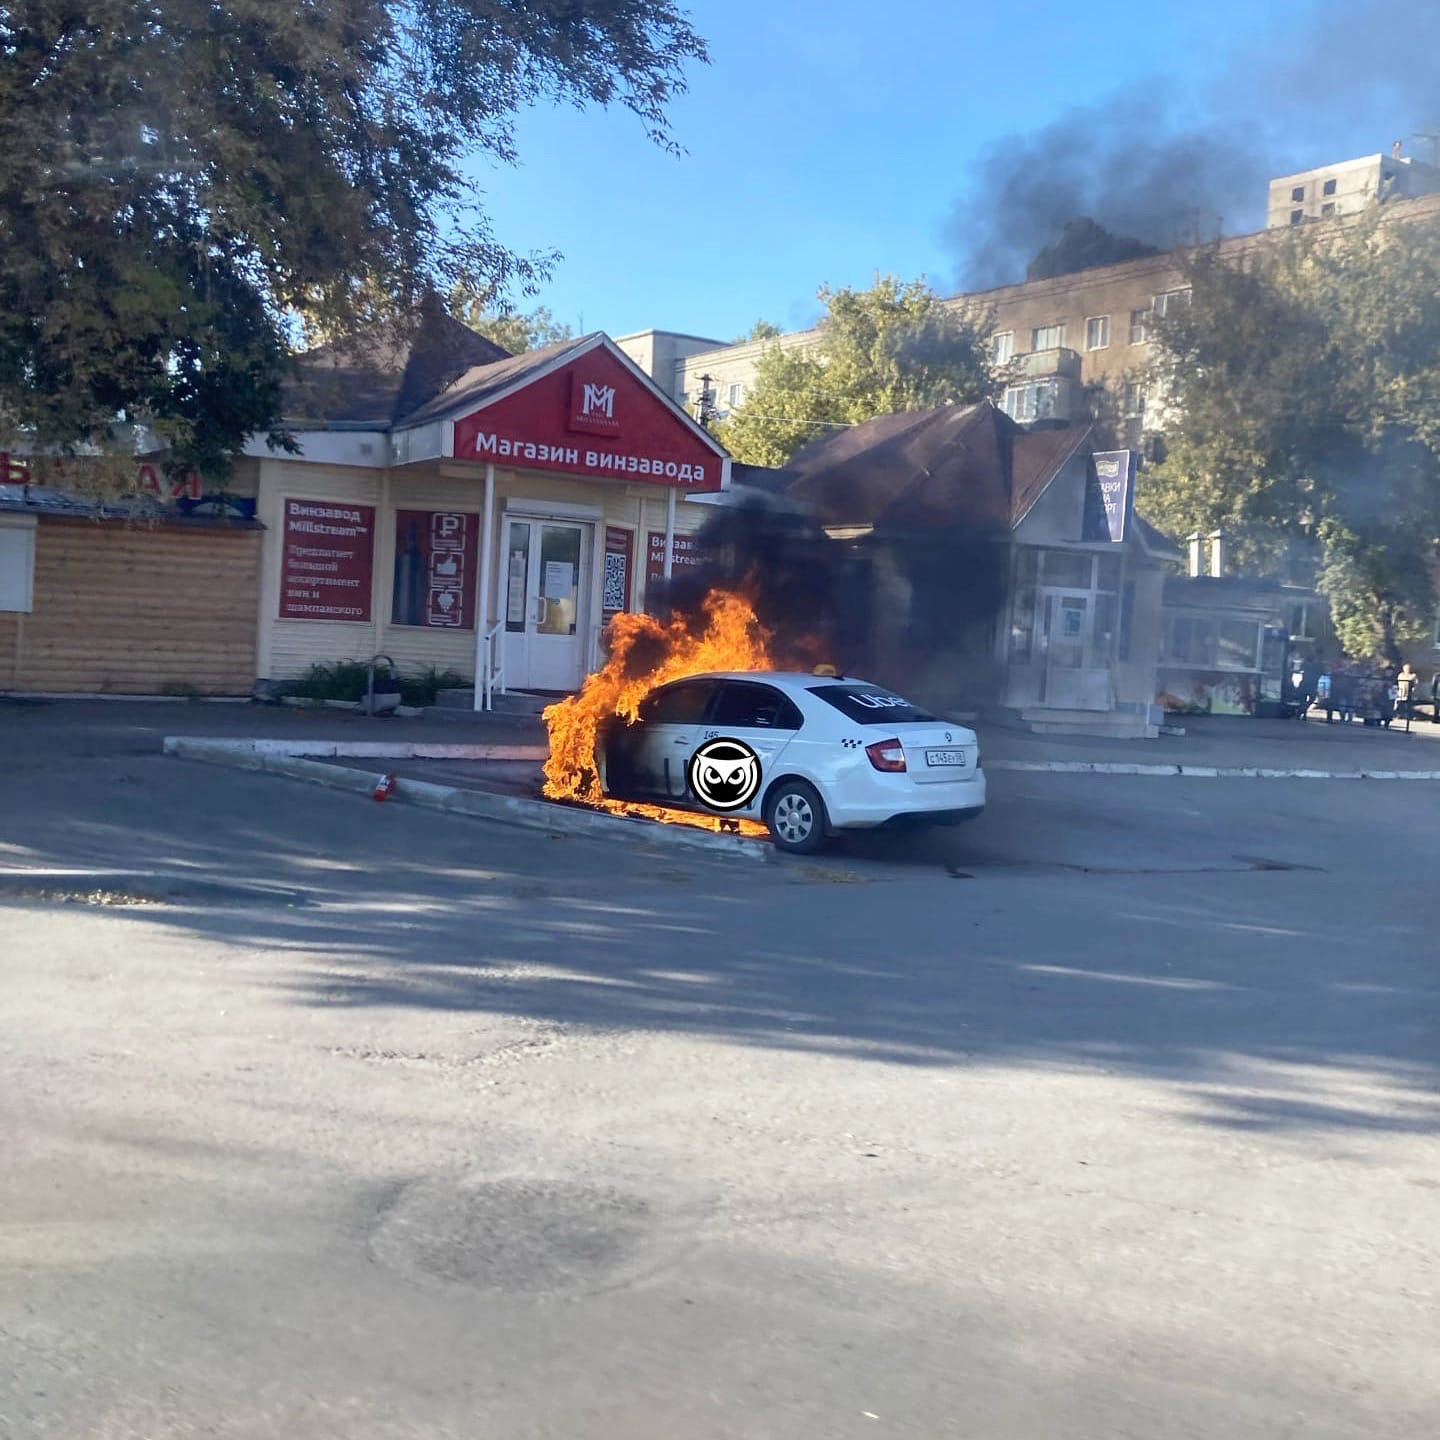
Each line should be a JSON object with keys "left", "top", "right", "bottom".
{"left": 433, "top": 687, "right": 554, "bottom": 716}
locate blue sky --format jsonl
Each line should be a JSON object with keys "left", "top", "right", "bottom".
{"left": 464, "top": 0, "right": 1414, "bottom": 342}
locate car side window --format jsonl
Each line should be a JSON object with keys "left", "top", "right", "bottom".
{"left": 709, "top": 682, "right": 803, "bottom": 731}
{"left": 640, "top": 680, "right": 715, "bottom": 725}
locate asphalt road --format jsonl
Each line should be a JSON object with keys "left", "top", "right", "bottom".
{"left": 2, "top": 705, "right": 1437, "bottom": 1438}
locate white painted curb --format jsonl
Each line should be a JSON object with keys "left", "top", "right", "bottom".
{"left": 165, "top": 738, "right": 770, "bottom": 862}
{"left": 163, "top": 736, "right": 547, "bottom": 762}
{"left": 987, "top": 760, "right": 1440, "bottom": 780}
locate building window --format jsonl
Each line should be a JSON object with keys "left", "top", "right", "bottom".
{"left": 1152, "top": 288, "right": 1191, "bottom": 318}
{"left": 1321, "top": 202, "right": 1335, "bottom": 217}
{"left": 1085, "top": 315, "right": 1110, "bottom": 351}
{"left": 0, "top": 517, "right": 36, "bottom": 613}
{"left": 1291, "top": 185, "right": 1305, "bottom": 202}
{"left": 992, "top": 330, "right": 1014, "bottom": 365}
{"left": 1323, "top": 177, "right": 1337, "bottom": 197}
{"left": 1031, "top": 323, "right": 1065, "bottom": 351}
{"left": 1290, "top": 209, "right": 1304, "bottom": 226}
{"left": 1002, "top": 380, "right": 1059, "bottom": 423}
{"left": 727, "top": 383, "right": 744, "bottom": 408}
{"left": 1129, "top": 308, "right": 1150, "bottom": 345}
{"left": 1122, "top": 381, "right": 1147, "bottom": 449}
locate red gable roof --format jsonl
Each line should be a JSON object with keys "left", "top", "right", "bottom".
{"left": 445, "top": 337, "right": 727, "bottom": 492}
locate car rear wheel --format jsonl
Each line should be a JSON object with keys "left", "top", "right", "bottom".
{"left": 765, "top": 779, "right": 827, "bottom": 855}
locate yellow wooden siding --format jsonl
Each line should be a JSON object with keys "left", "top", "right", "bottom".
{"left": 0, "top": 518, "right": 259, "bottom": 694}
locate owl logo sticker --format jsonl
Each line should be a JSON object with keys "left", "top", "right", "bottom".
{"left": 687, "top": 737, "right": 763, "bottom": 812}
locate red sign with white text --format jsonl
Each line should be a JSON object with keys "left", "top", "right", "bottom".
{"left": 452, "top": 347, "right": 723, "bottom": 490}
{"left": 646, "top": 530, "right": 704, "bottom": 583}
{"left": 280, "top": 500, "right": 374, "bottom": 621}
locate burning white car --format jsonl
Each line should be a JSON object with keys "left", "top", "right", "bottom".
{"left": 597, "top": 670, "right": 985, "bottom": 853}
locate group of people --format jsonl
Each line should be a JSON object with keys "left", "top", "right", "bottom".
{"left": 1309, "top": 659, "right": 1433, "bottom": 728}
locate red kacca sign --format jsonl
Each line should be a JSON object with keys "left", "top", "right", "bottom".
{"left": 451, "top": 347, "right": 723, "bottom": 491}
{"left": 0, "top": 452, "right": 202, "bottom": 502}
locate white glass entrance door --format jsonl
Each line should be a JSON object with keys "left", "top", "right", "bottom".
{"left": 501, "top": 518, "right": 591, "bottom": 691}
{"left": 1040, "top": 589, "right": 1109, "bottom": 709}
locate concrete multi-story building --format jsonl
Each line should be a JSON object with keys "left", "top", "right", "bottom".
{"left": 1266, "top": 145, "right": 1440, "bottom": 229}
{"left": 623, "top": 151, "right": 1440, "bottom": 452}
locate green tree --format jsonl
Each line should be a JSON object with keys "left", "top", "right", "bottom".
{"left": 717, "top": 276, "right": 999, "bottom": 467}
{"left": 0, "top": 1, "right": 705, "bottom": 484}
{"left": 734, "top": 320, "right": 782, "bottom": 343}
{"left": 1142, "top": 213, "right": 1440, "bottom": 660}
{"left": 447, "top": 286, "right": 574, "bottom": 354}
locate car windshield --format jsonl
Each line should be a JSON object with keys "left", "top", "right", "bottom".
{"left": 807, "top": 684, "right": 938, "bottom": 725}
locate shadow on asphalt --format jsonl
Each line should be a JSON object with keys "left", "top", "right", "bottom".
{"left": 1, "top": 733, "right": 1435, "bottom": 1143}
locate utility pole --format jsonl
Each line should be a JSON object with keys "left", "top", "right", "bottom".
{"left": 695, "top": 373, "right": 718, "bottom": 428}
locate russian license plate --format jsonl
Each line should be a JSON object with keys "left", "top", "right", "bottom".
{"left": 926, "top": 748, "right": 963, "bottom": 767}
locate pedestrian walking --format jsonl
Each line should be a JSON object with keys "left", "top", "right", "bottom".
{"left": 1396, "top": 662, "right": 1419, "bottom": 733}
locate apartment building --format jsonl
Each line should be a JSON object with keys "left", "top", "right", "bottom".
{"left": 1267, "top": 146, "right": 1440, "bottom": 229}
{"left": 625, "top": 152, "right": 1440, "bottom": 449}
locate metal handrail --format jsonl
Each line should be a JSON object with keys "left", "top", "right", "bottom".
{"left": 481, "top": 620, "right": 505, "bottom": 711}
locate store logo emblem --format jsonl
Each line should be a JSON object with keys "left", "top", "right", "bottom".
{"left": 581, "top": 382, "right": 615, "bottom": 419}
{"left": 687, "top": 737, "right": 762, "bottom": 812}
{"left": 569, "top": 371, "right": 622, "bottom": 434}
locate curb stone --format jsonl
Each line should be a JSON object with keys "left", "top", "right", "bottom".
{"left": 164, "top": 736, "right": 547, "bottom": 762}
{"left": 986, "top": 760, "right": 1440, "bottom": 780}
{"left": 165, "top": 738, "right": 771, "bottom": 862}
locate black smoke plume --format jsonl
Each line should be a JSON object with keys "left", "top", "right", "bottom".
{"left": 948, "top": 0, "right": 1440, "bottom": 289}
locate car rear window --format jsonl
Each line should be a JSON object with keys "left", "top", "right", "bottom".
{"left": 807, "top": 685, "right": 938, "bottom": 725}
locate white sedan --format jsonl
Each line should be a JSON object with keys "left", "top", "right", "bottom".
{"left": 598, "top": 670, "right": 985, "bottom": 854}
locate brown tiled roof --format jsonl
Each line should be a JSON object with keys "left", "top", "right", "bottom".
{"left": 789, "top": 400, "right": 1048, "bottom": 535}
{"left": 785, "top": 401, "right": 1017, "bottom": 533}
{"left": 398, "top": 334, "right": 594, "bottom": 427}
{"left": 286, "top": 294, "right": 512, "bottom": 428}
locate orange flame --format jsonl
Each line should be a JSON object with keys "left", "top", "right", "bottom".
{"left": 542, "top": 589, "right": 781, "bottom": 836}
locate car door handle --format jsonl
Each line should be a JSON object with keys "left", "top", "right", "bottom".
{"left": 673, "top": 737, "right": 689, "bottom": 745}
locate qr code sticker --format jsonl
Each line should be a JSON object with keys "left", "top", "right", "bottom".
{"left": 603, "top": 551, "right": 627, "bottom": 612}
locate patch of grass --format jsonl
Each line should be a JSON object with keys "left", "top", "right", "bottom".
{"left": 280, "top": 661, "right": 468, "bottom": 707}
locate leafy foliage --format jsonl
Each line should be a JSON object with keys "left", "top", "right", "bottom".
{"left": 282, "top": 661, "right": 468, "bottom": 707}
{"left": 0, "top": 1, "right": 705, "bottom": 479}
{"left": 717, "top": 276, "right": 1000, "bottom": 467}
{"left": 448, "top": 286, "right": 574, "bottom": 354}
{"left": 735, "top": 320, "right": 782, "bottom": 343}
{"left": 1142, "top": 212, "right": 1440, "bottom": 660}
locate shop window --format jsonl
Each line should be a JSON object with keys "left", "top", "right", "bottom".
{"left": 1010, "top": 585, "right": 1036, "bottom": 661}
{"left": 1219, "top": 619, "right": 1261, "bottom": 670}
{"left": 0, "top": 518, "right": 36, "bottom": 612}
{"left": 1085, "top": 315, "right": 1110, "bottom": 351}
{"left": 1095, "top": 553, "right": 1121, "bottom": 592}
{"left": 1040, "top": 550, "right": 1092, "bottom": 590}
{"left": 1119, "top": 581, "right": 1135, "bottom": 662}
{"left": 992, "top": 331, "right": 1014, "bottom": 365}
{"left": 1094, "top": 591, "right": 1118, "bottom": 658}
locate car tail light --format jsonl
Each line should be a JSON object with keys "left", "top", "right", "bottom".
{"left": 865, "top": 738, "right": 907, "bottom": 773}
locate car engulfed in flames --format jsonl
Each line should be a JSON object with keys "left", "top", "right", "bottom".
{"left": 541, "top": 589, "right": 788, "bottom": 838}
